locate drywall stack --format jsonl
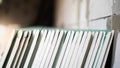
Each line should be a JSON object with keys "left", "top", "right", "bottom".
{"left": 0, "top": 27, "right": 114, "bottom": 68}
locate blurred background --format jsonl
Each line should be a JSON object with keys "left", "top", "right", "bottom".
{"left": 0, "top": 0, "right": 120, "bottom": 62}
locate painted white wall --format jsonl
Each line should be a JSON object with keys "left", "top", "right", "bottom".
{"left": 89, "top": 0, "right": 113, "bottom": 20}
{"left": 55, "top": 0, "right": 78, "bottom": 28}
{"left": 56, "top": 0, "right": 89, "bottom": 29}
{"left": 55, "top": 0, "right": 120, "bottom": 30}
{"left": 79, "top": 0, "right": 89, "bottom": 29}
{"left": 113, "top": 32, "right": 120, "bottom": 68}
{"left": 89, "top": 18, "right": 108, "bottom": 29}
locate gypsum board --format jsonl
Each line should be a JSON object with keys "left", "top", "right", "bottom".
{"left": 40, "top": 30, "right": 55, "bottom": 68}
{"left": 73, "top": 31, "right": 88, "bottom": 68}
{"left": 60, "top": 31, "right": 75, "bottom": 68}
{"left": 0, "top": 30, "right": 17, "bottom": 68}
{"left": 63, "top": 31, "right": 80, "bottom": 68}
{"left": 23, "top": 29, "right": 40, "bottom": 68}
{"left": 92, "top": 32, "right": 106, "bottom": 68}
{"left": 49, "top": 30, "right": 65, "bottom": 68}
{"left": 55, "top": 31, "right": 71, "bottom": 68}
{"left": 94, "top": 32, "right": 112, "bottom": 68}
{"left": 101, "top": 31, "right": 114, "bottom": 68}
{"left": 69, "top": 31, "right": 84, "bottom": 68}
{"left": 38, "top": 30, "right": 52, "bottom": 67}
{"left": 77, "top": 31, "right": 92, "bottom": 68}
{"left": 6, "top": 30, "right": 23, "bottom": 68}
{"left": 31, "top": 29, "right": 47, "bottom": 68}
{"left": 28, "top": 29, "right": 42, "bottom": 68}
{"left": 19, "top": 30, "right": 34, "bottom": 68}
{"left": 17, "top": 31, "right": 32, "bottom": 68}
{"left": 44, "top": 30, "right": 59, "bottom": 68}
{"left": 84, "top": 32, "right": 99, "bottom": 68}
{"left": 11, "top": 31, "right": 29, "bottom": 68}
{"left": 88, "top": 31, "right": 103, "bottom": 68}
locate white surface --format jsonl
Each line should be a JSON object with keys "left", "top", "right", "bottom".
{"left": 38, "top": 30, "right": 52, "bottom": 67}
{"left": 88, "top": 32, "right": 103, "bottom": 68}
{"left": 66, "top": 32, "right": 79, "bottom": 68}
{"left": 6, "top": 30, "right": 23, "bottom": 68}
{"left": 17, "top": 31, "right": 32, "bottom": 67}
{"left": 84, "top": 32, "right": 99, "bottom": 68}
{"left": 56, "top": 0, "right": 78, "bottom": 28}
{"left": 102, "top": 31, "right": 114, "bottom": 68}
{"left": 113, "top": 32, "right": 120, "bottom": 68}
{"left": 69, "top": 31, "right": 83, "bottom": 68}
{"left": 60, "top": 31, "right": 74, "bottom": 68}
{"left": 55, "top": 31, "right": 71, "bottom": 68}
{"left": 93, "top": 32, "right": 106, "bottom": 68}
{"left": 73, "top": 31, "right": 88, "bottom": 68}
{"left": 31, "top": 30, "right": 47, "bottom": 68}
{"left": 48, "top": 31, "right": 64, "bottom": 68}
{"left": 24, "top": 30, "right": 39, "bottom": 68}
{"left": 77, "top": 32, "right": 92, "bottom": 67}
{"left": 12, "top": 31, "right": 28, "bottom": 68}
{"left": 40, "top": 30, "right": 55, "bottom": 68}
{"left": 44, "top": 30, "right": 59, "bottom": 68}
{"left": 89, "top": 0, "right": 112, "bottom": 20}
{"left": 89, "top": 18, "right": 108, "bottom": 29}
{"left": 0, "top": 30, "right": 16, "bottom": 68}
